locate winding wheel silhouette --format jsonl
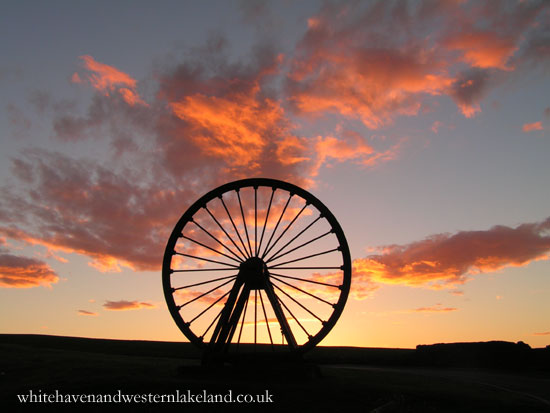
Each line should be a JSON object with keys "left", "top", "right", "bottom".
{"left": 162, "top": 178, "right": 351, "bottom": 363}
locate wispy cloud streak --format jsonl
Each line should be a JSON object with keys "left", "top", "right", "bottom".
{"left": 103, "top": 300, "right": 155, "bottom": 311}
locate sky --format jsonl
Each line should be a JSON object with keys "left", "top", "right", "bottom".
{"left": 0, "top": 0, "right": 549, "bottom": 349}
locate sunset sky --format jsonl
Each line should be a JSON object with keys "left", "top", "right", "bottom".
{"left": 1, "top": 0, "right": 549, "bottom": 349}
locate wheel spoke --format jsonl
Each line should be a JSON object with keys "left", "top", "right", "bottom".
{"left": 189, "top": 289, "right": 232, "bottom": 324}
{"left": 270, "top": 275, "right": 334, "bottom": 306}
{"left": 173, "top": 251, "right": 239, "bottom": 268}
{"left": 262, "top": 203, "right": 308, "bottom": 260}
{"left": 269, "top": 247, "right": 340, "bottom": 268}
{"left": 177, "top": 277, "right": 236, "bottom": 309}
{"left": 271, "top": 282, "right": 324, "bottom": 323}
{"left": 201, "top": 307, "right": 224, "bottom": 340}
{"left": 268, "top": 266, "right": 342, "bottom": 270}
{"left": 263, "top": 280, "right": 297, "bottom": 349}
{"left": 259, "top": 290, "right": 274, "bottom": 350}
{"left": 188, "top": 218, "right": 245, "bottom": 262}
{"left": 257, "top": 188, "right": 275, "bottom": 256}
{"left": 266, "top": 228, "right": 330, "bottom": 264}
{"left": 172, "top": 268, "right": 238, "bottom": 273}
{"left": 237, "top": 189, "right": 254, "bottom": 257}
{"left": 173, "top": 274, "right": 237, "bottom": 291}
{"left": 275, "top": 293, "right": 311, "bottom": 339}
{"left": 181, "top": 234, "right": 242, "bottom": 263}
{"left": 265, "top": 216, "right": 323, "bottom": 263}
{"left": 219, "top": 196, "right": 251, "bottom": 259}
{"left": 254, "top": 186, "right": 258, "bottom": 256}
{"left": 204, "top": 206, "right": 248, "bottom": 261}
{"left": 261, "top": 193, "right": 293, "bottom": 259}
{"left": 269, "top": 272, "right": 340, "bottom": 288}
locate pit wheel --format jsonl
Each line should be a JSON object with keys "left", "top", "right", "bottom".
{"left": 162, "top": 178, "right": 351, "bottom": 354}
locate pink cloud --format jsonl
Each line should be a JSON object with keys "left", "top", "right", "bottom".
{"left": 522, "top": 121, "right": 543, "bottom": 132}
{"left": 0, "top": 253, "right": 58, "bottom": 288}
{"left": 350, "top": 217, "right": 550, "bottom": 295}
{"left": 431, "top": 121, "right": 442, "bottom": 134}
{"left": 71, "top": 72, "right": 82, "bottom": 84}
{"left": 0, "top": 149, "right": 187, "bottom": 272}
{"left": 444, "top": 30, "right": 517, "bottom": 70}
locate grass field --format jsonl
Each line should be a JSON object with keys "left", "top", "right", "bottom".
{"left": 1, "top": 334, "right": 549, "bottom": 412}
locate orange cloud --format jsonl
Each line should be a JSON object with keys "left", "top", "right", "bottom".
{"left": 522, "top": 121, "right": 543, "bottom": 132}
{"left": 103, "top": 300, "right": 155, "bottom": 311}
{"left": 533, "top": 331, "right": 550, "bottom": 336}
{"left": 350, "top": 217, "right": 550, "bottom": 295}
{"left": 170, "top": 84, "right": 286, "bottom": 168}
{"left": 118, "top": 87, "right": 146, "bottom": 107}
{"left": 444, "top": 30, "right": 517, "bottom": 70}
{"left": 80, "top": 55, "right": 136, "bottom": 90}
{"left": 312, "top": 134, "right": 372, "bottom": 173}
{"left": 156, "top": 51, "right": 311, "bottom": 186}
{"left": 308, "top": 130, "right": 403, "bottom": 176}
{"left": 78, "top": 310, "right": 98, "bottom": 316}
{"left": 71, "top": 72, "right": 81, "bottom": 83}
{"left": 0, "top": 253, "right": 58, "bottom": 288}
{"left": 78, "top": 55, "right": 147, "bottom": 106}
{"left": 288, "top": 1, "right": 548, "bottom": 123}
{"left": 411, "top": 304, "right": 458, "bottom": 313}
{"left": 275, "top": 136, "right": 310, "bottom": 166}
{"left": 288, "top": 46, "right": 453, "bottom": 129}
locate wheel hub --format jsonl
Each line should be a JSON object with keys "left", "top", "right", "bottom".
{"left": 238, "top": 257, "right": 269, "bottom": 290}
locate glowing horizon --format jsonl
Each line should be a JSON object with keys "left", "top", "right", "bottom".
{"left": 1, "top": 0, "right": 549, "bottom": 349}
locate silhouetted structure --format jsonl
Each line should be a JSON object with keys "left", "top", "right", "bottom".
{"left": 161, "top": 178, "right": 352, "bottom": 365}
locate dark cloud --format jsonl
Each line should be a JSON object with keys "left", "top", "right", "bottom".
{"left": 0, "top": 149, "right": 192, "bottom": 272}
{"left": 448, "top": 69, "right": 491, "bottom": 118}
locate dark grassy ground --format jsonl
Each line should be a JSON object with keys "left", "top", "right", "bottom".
{"left": 1, "top": 334, "right": 549, "bottom": 412}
